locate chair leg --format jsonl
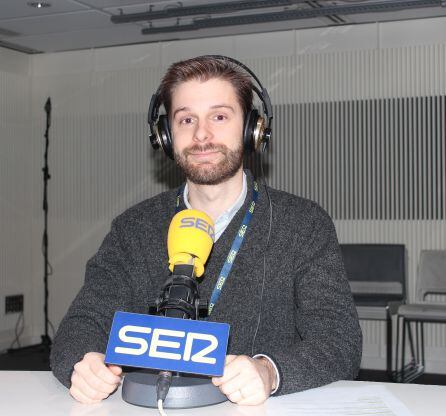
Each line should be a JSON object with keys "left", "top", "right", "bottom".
{"left": 395, "top": 315, "right": 401, "bottom": 381}
{"left": 414, "top": 321, "right": 420, "bottom": 365}
{"left": 407, "top": 320, "right": 416, "bottom": 366}
{"left": 420, "top": 322, "right": 425, "bottom": 369}
{"left": 394, "top": 315, "right": 400, "bottom": 382}
{"left": 386, "top": 311, "right": 393, "bottom": 380}
{"left": 401, "top": 320, "right": 425, "bottom": 383}
{"left": 401, "top": 317, "right": 406, "bottom": 382}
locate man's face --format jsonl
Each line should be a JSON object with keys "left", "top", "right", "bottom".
{"left": 170, "top": 77, "right": 244, "bottom": 185}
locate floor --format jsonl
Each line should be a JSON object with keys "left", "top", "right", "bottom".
{"left": 0, "top": 343, "right": 51, "bottom": 370}
{"left": 0, "top": 347, "right": 445, "bottom": 386}
{"left": 357, "top": 369, "right": 446, "bottom": 385}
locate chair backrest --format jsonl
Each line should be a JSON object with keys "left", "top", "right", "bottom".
{"left": 417, "top": 250, "right": 446, "bottom": 301}
{"left": 340, "top": 244, "right": 406, "bottom": 307}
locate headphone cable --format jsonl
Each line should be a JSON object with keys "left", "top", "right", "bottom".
{"left": 251, "top": 146, "right": 273, "bottom": 356}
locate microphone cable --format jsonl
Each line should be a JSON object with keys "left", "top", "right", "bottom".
{"left": 251, "top": 142, "right": 273, "bottom": 356}
{"left": 156, "top": 370, "right": 172, "bottom": 416}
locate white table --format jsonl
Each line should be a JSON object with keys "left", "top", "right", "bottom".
{"left": 1, "top": 371, "right": 445, "bottom": 415}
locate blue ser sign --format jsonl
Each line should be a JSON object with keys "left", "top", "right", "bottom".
{"left": 105, "top": 312, "right": 230, "bottom": 377}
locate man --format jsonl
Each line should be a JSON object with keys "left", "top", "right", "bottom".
{"left": 51, "top": 56, "right": 362, "bottom": 406}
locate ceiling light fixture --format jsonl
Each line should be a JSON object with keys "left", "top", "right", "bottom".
{"left": 27, "top": 2, "right": 52, "bottom": 9}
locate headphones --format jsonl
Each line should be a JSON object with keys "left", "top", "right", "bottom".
{"left": 148, "top": 55, "right": 273, "bottom": 160}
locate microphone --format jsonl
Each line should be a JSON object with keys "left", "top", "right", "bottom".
{"left": 168, "top": 209, "right": 214, "bottom": 277}
{"left": 155, "top": 210, "right": 215, "bottom": 406}
{"left": 155, "top": 209, "right": 214, "bottom": 320}
{"left": 106, "top": 209, "right": 229, "bottom": 409}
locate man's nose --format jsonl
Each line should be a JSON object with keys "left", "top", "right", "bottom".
{"left": 193, "top": 120, "right": 212, "bottom": 143}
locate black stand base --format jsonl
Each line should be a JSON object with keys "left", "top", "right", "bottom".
{"left": 122, "top": 370, "right": 227, "bottom": 408}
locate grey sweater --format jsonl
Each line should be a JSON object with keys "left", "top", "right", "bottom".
{"left": 51, "top": 171, "right": 362, "bottom": 395}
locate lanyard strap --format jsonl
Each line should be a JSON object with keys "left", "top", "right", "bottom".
{"left": 175, "top": 190, "right": 182, "bottom": 212}
{"left": 175, "top": 181, "right": 259, "bottom": 316}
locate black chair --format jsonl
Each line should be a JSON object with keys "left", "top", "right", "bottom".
{"left": 340, "top": 244, "right": 407, "bottom": 380}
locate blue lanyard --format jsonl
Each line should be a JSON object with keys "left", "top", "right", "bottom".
{"left": 175, "top": 181, "right": 259, "bottom": 316}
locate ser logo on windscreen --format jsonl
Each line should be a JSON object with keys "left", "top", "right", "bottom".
{"left": 179, "top": 217, "right": 215, "bottom": 240}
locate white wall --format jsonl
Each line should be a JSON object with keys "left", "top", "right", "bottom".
{"left": 0, "top": 48, "right": 33, "bottom": 350}
{"left": 1, "top": 15, "right": 446, "bottom": 371}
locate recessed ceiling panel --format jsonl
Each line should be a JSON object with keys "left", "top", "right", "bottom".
{"left": 0, "top": 0, "right": 88, "bottom": 19}
{"left": 5, "top": 24, "right": 144, "bottom": 53}
{"left": 0, "top": 11, "right": 112, "bottom": 36}
{"left": 1, "top": 0, "right": 446, "bottom": 53}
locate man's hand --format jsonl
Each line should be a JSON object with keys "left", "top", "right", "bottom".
{"left": 212, "top": 355, "right": 276, "bottom": 405}
{"left": 70, "top": 352, "right": 122, "bottom": 404}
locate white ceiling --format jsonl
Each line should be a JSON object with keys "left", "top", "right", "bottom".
{"left": 0, "top": 0, "right": 445, "bottom": 54}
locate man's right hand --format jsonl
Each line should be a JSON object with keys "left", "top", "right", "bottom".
{"left": 70, "top": 352, "right": 122, "bottom": 404}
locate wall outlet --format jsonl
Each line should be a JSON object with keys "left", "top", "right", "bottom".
{"left": 5, "top": 294, "right": 24, "bottom": 314}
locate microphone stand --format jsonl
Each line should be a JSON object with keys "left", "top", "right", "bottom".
{"left": 7, "top": 98, "right": 52, "bottom": 356}
{"left": 41, "top": 97, "right": 53, "bottom": 349}
{"left": 122, "top": 263, "right": 226, "bottom": 408}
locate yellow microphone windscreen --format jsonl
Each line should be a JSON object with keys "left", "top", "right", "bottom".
{"left": 167, "top": 209, "right": 214, "bottom": 277}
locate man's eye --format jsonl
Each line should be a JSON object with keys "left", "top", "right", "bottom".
{"left": 214, "top": 114, "right": 226, "bottom": 121}
{"left": 180, "top": 117, "right": 193, "bottom": 124}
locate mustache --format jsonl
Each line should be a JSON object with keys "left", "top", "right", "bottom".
{"left": 184, "top": 143, "right": 227, "bottom": 154}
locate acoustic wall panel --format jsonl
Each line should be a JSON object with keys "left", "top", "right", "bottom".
{"left": 0, "top": 61, "right": 32, "bottom": 348}
{"left": 271, "top": 97, "right": 445, "bottom": 220}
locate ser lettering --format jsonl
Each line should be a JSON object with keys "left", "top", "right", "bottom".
{"left": 179, "top": 217, "right": 215, "bottom": 239}
{"left": 114, "top": 326, "right": 218, "bottom": 364}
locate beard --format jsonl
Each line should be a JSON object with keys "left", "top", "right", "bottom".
{"left": 174, "top": 142, "right": 244, "bottom": 185}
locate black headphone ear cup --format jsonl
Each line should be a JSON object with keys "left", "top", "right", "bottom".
{"left": 157, "top": 115, "right": 174, "bottom": 160}
{"left": 243, "top": 109, "right": 258, "bottom": 153}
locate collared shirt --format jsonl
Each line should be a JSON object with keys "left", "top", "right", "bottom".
{"left": 183, "top": 172, "right": 247, "bottom": 242}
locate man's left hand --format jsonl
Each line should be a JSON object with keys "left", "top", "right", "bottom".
{"left": 211, "top": 355, "right": 276, "bottom": 405}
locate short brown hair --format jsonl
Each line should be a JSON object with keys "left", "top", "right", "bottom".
{"left": 158, "top": 56, "right": 253, "bottom": 119}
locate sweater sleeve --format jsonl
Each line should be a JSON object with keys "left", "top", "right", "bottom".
{"left": 50, "top": 218, "right": 135, "bottom": 388}
{"left": 263, "top": 204, "right": 362, "bottom": 395}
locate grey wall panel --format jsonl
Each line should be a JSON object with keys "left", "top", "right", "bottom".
{"left": 0, "top": 59, "right": 33, "bottom": 348}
